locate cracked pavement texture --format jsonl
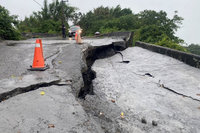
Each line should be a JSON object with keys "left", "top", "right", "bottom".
{"left": 0, "top": 37, "right": 122, "bottom": 133}
{"left": 1, "top": 36, "right": 200, "bottom": 133}
{"left": 92, "top": 47, "right": 200, "bottom": 133}
{"left": 0, "top": 85, "right": 103, "bottom": 133}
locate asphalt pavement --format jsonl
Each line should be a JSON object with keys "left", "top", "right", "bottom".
{"left": 0, "top": 37, "right": 126, "bottom": 133}
{"left": 0, "top": 37, "right": 199, "bottom": 133}
{"left": 90, "top": 47, "right": 200, "bottom": 133}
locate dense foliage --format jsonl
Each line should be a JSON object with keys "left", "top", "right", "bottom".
{"left": 0, "top": 3, "right": 193, "bottom": 53}
{"left": 78, "top": 5, "right": 134, "bottom": 35}
{"left": 78, "top": 6, "right": 187, "bottom": 52}
{"left": 17, "top": 0, "right": 77, "bottom": 34}
{"left": 185, "top": 44, "right": 200, "bottom": 56}
{"left": 0, "top": 5, "right": 21, "bottom": 40}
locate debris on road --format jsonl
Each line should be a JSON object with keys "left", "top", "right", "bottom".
{"left": 48, "top": 124, "right": 55, "bottom": 128}
{"left": 152, "top": 120, "right": 158, "bottom": 126}
{"left": 141, "top": 117, "right": 147, "bottom": 124}
{"left": 111, "top": 99, "right": 115, "bottom": 103}
{"left": 40, "top": 91, "right": 45, "bottom": 95}
{"left": 18, "top": 76, "right": 23, "bottom": 80}
{"left": 120, "top": 112, "right": 124, "bottom": 119}
{"left": 99, "top": 112, "right": 104, "bottom": 116}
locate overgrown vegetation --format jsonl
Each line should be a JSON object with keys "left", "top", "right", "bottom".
{"left": 17, "top": 0, "right": 77, "bottom": 34}
{"left": 185, "top": 44, "right": 200, "bottom": 56}
{"left": 0, "top": 5, "right": 21, "bottom": 40}
{"left": 78, "top": 6, "right": 187, "bottom": 52}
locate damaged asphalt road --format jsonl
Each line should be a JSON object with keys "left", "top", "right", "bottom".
{"left": 0, "top": 34, "right": 200, "bottom": 133}
{"left": 90, "top": 47, "right": 200, "bottom": 133}
{"left": 0, "top": 37, "right": 125, "bottom": 133}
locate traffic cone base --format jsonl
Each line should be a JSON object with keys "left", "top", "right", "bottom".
{"left": 28, "top": 39, "right": 49, "bottom": 71}
{"left": 29, "top": 64, "right": 49, "bottom": 71}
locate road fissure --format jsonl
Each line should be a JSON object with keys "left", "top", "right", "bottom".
{"left": 158, "top": 82, "right": 200, "bottom": 102}
{"left": 78, "top": 43, "right": 127, "bottom": 99}
{"left": 0, "top": 80, "right": 70, "bottom": 102}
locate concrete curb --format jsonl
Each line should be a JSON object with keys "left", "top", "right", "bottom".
{"left": 135, "top": 41, "right": 200, "bottom": 69}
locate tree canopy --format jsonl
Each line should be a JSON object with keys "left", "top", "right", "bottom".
{"left": 185, "top": 44, "right": 200, "bottom": 56}
{"left": 78, "top": 6, "right": 186, "bottom": 51}
{"left": 0, "top": 5, "right": 21, "bottom": 40}
{"left": 17, "top": 0, "right": 77, "bottom": 34}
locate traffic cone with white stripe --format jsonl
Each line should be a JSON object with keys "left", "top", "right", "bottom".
{"left": 29, "top": 39, "right": 49, "bottom": 71}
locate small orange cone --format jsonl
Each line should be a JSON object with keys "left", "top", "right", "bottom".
{"left": 76, "top": 31, "right": 82, "bottom": 44}
{"left": 75, "top": 32, "right": 78, "bottom": 41}
{"left": 29, "top": 39, "right": 49, "bottom": 71}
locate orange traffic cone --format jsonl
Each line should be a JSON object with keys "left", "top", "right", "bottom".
{"left": 29, "top": 39, "right": 49, "bottom": 71}
{"left": 75, "top": 32, "right": 78, "bottom": 41}
{"left": 39, "top": 39, "right": 44, "bottom": 58}
{"left": 76, "top": 32, "right": 82, "bottom": 44}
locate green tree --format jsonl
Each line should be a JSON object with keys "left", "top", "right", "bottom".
{"left": 138, "top": 25, "right": 165, "bottom": 43}
{"left": 185, "top": 44, "right": 200, "bottom": 55}
{"left": 155, "top": 35, "right": 187, "bottom": 52}
{"left": 78, "top": 6, "right": 186, "bottom": 52}
{"left": 138, "top": 10, "right": 183, "bottom": 43}
{"left": 0, "top": 5, "right": 21, "bottom": 40}
{"left": 78, "top": 5, "right": 134, "bottom": 35}
{"left": 18, "top": 0, "right": 77, "bottom": 34}
{"left": 71, "top": 12, "right": 82, "bottom": 25}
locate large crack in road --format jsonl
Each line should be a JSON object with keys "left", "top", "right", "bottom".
{"left": 77, "top": 42, "right": 134, "bottom": 133}
{"left": 79, "top": 44, "right": 118, "bottom": 98}
{"left": 0, "top": 80, "right": 61, "bottom": 102}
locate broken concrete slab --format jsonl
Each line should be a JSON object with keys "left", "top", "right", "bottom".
{"left": 52, "top": 44, "right": 86, "bottom": 96}
{"left": 91, "top": 46, "right": 200, "bottom": 132}
{"left": 83, "top": 37, "right": 124, "bottom": 47}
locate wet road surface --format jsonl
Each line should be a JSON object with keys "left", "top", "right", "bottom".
{"left": 0, "top": 36, "right": 200, "bottom": 133}
{"left": 0, "top": 37, "right": 121, "bottom": 133}
{"left": 90, "top": 47, "right": 200, "bottom": 132}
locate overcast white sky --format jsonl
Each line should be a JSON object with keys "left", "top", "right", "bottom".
{"left": 0, "top": 0, "right": 199, "bottom": 44}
